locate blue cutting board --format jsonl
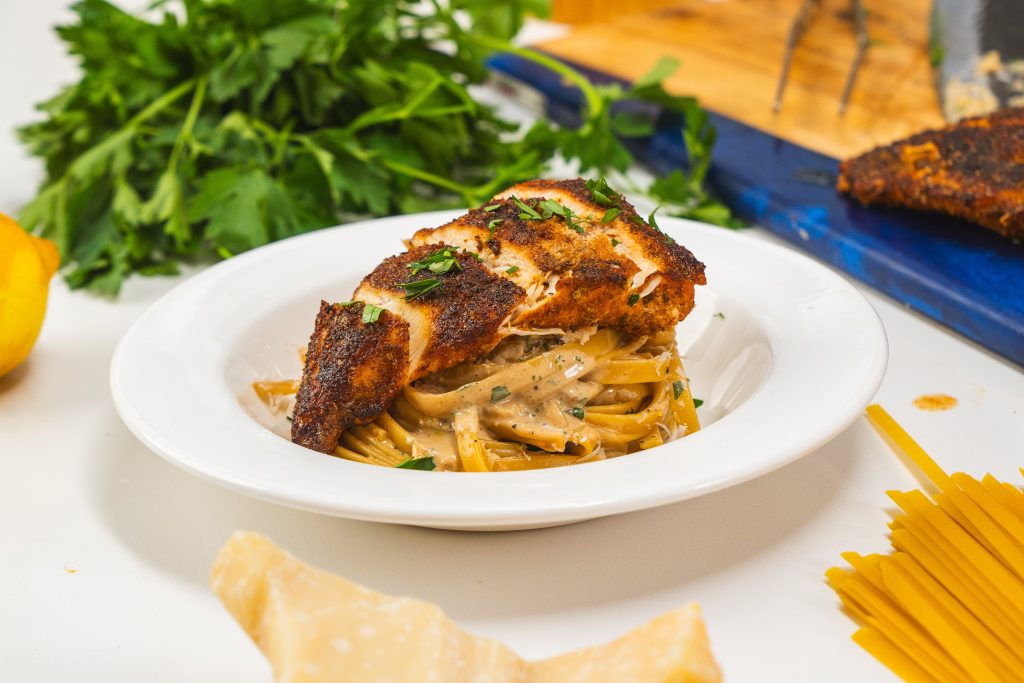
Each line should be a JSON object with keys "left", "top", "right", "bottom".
{"left": 488, "top": 53, "right": 1024, "bottom": 367}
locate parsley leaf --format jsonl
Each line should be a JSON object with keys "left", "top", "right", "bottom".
{"left": 18, "top": 0, "right": 736, "bottom": 295}
{"left": 408, "top": 247, "right": 461, "bottom": 275}
{"left": 538, "top": 198, "right": 584, "bottom": 233}
{"left": 571, "top": 406, "right": 585, "bottom": 420}
{"left": 628, "top": 293, "right": 640, "bottom": 306}
{"left": 362, "top": 303, "right": 384, "bottom": 324}
{"left": 672, "top": 380, "right": 684, "bottom": 400}
{"left": 585, "top": 178, "right": 619, "bottom": 207}
{"left": 512, "top": 196, "right": 543, "bottom": 220}
{"left": 490, "top": 385, "right": 511, "bottom": 402}
{"left": 399, "top": 278, "right": 442, "bottom": 300}
{"left": 693, "top": 398, "right": 704, "bottom": 408}
{"left": 396, "top": 456, "right": 436, "bottom": 470}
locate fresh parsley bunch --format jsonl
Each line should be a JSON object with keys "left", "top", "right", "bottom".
{"left": 19, "top": 0, "right": 739, "bottom": 295}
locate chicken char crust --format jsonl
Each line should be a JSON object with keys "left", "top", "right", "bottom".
{"left": 292, "top": 179, "right": 707, "bottom": 453}
{"left": 357, "top": 244, "right": 526, "bottom": 379}
{"left": 291, "top": 301, "right": 410, "bottom": 453}
{"left": 501, "top": 178, "right": 707, "bottom": 285}
{"left": 837, "top": 107, "right": 1024, "bottom": 239}
{"left": 411, "top": 180, "right": 704, "bottom": 336}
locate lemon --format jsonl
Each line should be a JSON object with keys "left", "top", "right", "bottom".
{"left": 0, "top": 213, "right": 59, "bottom": 377}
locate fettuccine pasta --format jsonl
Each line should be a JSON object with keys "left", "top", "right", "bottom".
{"left": 254, "top": 328, "right": 700, "bottom": 472}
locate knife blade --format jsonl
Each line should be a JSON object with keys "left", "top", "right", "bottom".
{"left": 932, "top": 0, "right": 1024, "bottom": 120}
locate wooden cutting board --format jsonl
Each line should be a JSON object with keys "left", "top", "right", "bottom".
{"left": 543, "top": 0, "right": 945, "bottom": 159}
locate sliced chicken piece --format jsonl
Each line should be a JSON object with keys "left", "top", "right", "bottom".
{"left": 293, "top": 179, "right": 706, "bottom": 454}
{"left": 293, "top": 246, "right": 524, "bottom": 452}
{"left": 837, "top": 106, "right": 1024, "bottom": 239}
{"left": 353, "top": 244, "right": 525, "bottom": 380}
{"left": 410, "top": 178, "right": 706, "bottom": 336}
{"left": 291, "top": 301, "right": 410, "bottom": 454}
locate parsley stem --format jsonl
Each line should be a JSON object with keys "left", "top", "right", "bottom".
{"left": 380, "top": 159, "right": 481, "bottom": 205}
{"left": 125, "top": 79, "right": 197, "bottom": 132}
{"left": 169, "top": 77, "right": 207, "bottom": 167}
{"left": 469, "top": 37, "right": 603, "bottom": 122}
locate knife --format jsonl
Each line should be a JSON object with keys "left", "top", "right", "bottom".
{"left": 932, "top": 0, "right": 1024, "bottom": 119}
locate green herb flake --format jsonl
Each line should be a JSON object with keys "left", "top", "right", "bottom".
{"left": 648, "top": 206, "right": 675, "bottom": 244}
{"left": 571, "top": 406, "right": 585, "bottom": 420}
{"left": 713, "top": 312, "right": 725, "bottom": 319}
{"left": 505, "top": 265, "right": 519, "bottom": 274}
{"left": 672, "top": 380, "right": 684, "bottom": 400}
{"left": 483, "top": 203, "right": 502, "bottom": 212}
{"left": 538, "top": 198, "right": 585, "bottom": 234}
{"left": 693, "top": 398, "right": 704, "bottom": 408}
{"left": 585, "top": 178, "right": 619, "bottom": 207}
{"left": 611, "top": 238, "right": 620, "bottom": 247}
{"left": 362, "top": 303, "right": 384, "bottom": 324}
{"left": 399, "top": 278, "right": 442, "bottom": 300}
{"left": 336, "top": 300, "right": 357, "bottom": 307}
{"left": 408, "top": 247, "right": 461, "bottom": 275}
{"left": 488, "top": 218, "right": 503, "bottom": 234}
{"left": 628, "top": 293, "right": 640, "bottom": 306}
{"left": 396, "top": 456, "right": 436, "bottom": 470}
{"left": 490, "top": 385, "right": 511, "bottom": 402}
{"left": 512, "top": 196, "right": 543, "bottom": 220}
{"left": 601, "top": 208, "right": 622, "bottom": 223}
{"left": 464, "top": 250, "right": 483, "bottom": 262}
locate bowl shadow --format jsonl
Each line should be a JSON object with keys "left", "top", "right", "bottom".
{"left": 89, "top": 410, "right": 858, "bottom": 621}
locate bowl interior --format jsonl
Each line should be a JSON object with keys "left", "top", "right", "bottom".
{"left": 230, "top": 282, "right": 774, "bottom": 450}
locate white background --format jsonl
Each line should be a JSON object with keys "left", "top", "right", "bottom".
{"left": 2, "top": 2, "right": 1023, "bottom": 681}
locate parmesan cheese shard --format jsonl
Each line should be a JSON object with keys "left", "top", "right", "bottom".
{"left": 210, "top": 532, "right": 722, "bottom": 683}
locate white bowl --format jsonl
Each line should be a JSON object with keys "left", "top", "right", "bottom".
{"left": 111, "top": 211, "right": 887, "bottom": 530}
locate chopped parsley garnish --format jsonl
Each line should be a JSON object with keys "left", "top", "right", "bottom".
{"left": 490, "top": 385, "right": 511, "bottom": 402}
{"left": 713, "top": 312, "right": 725, "bottom": 319}
{"left": 361, "top": 303, "right": 384, "bottom": 324}
{"left": 538, "top": 198, "right": 585, "bottom": 234}
{"left": 488, "top": 218, "right": 503, "bottom": 234}
{"left": 610, "top": 238, "right": 620, "bottom": 247}
{"left": 693, "top": 398, "right": 704, "bottom": 408}
{"left": 601, "top": 208, "right": 622, "bottom": 223}
{"left": 648, "top": 207, "right": 675, "bottom": 244}
{"left": 505, "top": 265, "right": 519, "bottom": 274}
{"left": 672, "top": 380, "right": 684, "bottom": 400}
{"left": 399, "top": 278, "right": 442, "bottom": 300}
{"left": 628, "top": 293, "right": 640, "bottom": 306}
{"left": 512, "top": 196, "right": 543, "bottom": 220}
{"left": 585, "top": 178, "right": 619, "bottom": 207}
{"left": 483, "top": 203, "right": 502, "bottom": 212}
{"left": 571, "top": 406, "right": 585, "bottom": 420}
{"left": 336, "top": 300, "right": 357, "bottom": 307}
{"left": 396, "top": 456, "right": 436, "bottom": 470}
{"left": 408, "top": 247, "right": 461, "bottom": 275}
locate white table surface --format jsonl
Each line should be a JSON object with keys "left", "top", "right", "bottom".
{"left": 3, "top": 3, "right": 1023, "bottom": 681}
